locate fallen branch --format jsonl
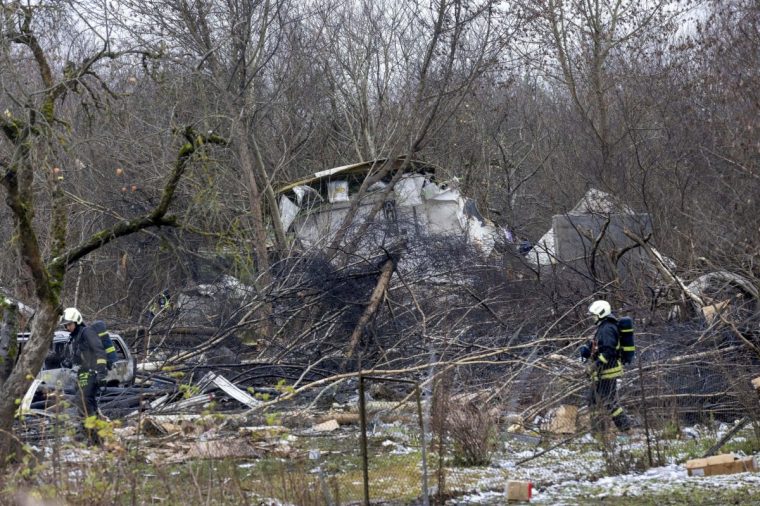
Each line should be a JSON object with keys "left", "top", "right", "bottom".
{"left": 623, "top": 229, "right": 705, "bottom": 309}
{"left": 702, "top": 417, "right": 750, "bottom": 458}
{"left": 345, "top": 254, "right": 398, "bottom": 361}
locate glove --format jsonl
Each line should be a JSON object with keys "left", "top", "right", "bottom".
{"left": 61, "top": 358, "right": 73, "bottom": 369}
{"left": 96, "top": 367, "right": 108, "bottom": 387}
{"left": 579, "top": 344, "right": 591, "bottom": 361}
{"left": 77, "top": 371, "right": 90, "bottom": 388}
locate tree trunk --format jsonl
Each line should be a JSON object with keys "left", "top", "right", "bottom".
{"left": 345, "top": 254, "right": 398, "bottom": 361}
{"left": 236, "top": 125, "right": 274, "bottom": 340}
{"left": 238, "top": 128, "right": 271, "bottom": 283}
{"left": 251, "top": 133, "right": 287, "bottom": 254}
{"left": 0, "top": 301, "right": 58, "bottom": 462}
{"left": 0, "top": 299, "right": 19, "bottom": 386}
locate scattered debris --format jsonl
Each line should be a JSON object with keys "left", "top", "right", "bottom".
{"left": 184, "top": 438, "right": 262, "bottom": 461}
{"left": 541, "top": 405, "right": 577, "bottom": 435}
{"left": 701, "top": 300, "right": 730, "bottom": 323}
{"left": 524, "top": 188, "right": 650, "bottom": 270}
{"left": 703, "top": 377, "right": 760, "bottom": 457}
{"left": 318, "top": 412, "right": 360, "bottom": 425}
{"left": 276, "top": 158, "right": 498, "bottom": 256}
{"left": 140, "top": 417, "right": 175, "bottom": 437}
{"left": 703, "top": 418, "right": 751, "bottom": 457}
{"left": 312, "top": 419, "right": 340, "bottom": 432}
{"left": 200, "top": 371, "right": 261, "bottom": 409}
{"left": 687, "top": 271, "right": 759, "bottom": 301}
{"left": 238, "top": 425, "right": 289, "bottom": 441}
{"left": 685, "top": 454, "right": 758, "bottom": 477}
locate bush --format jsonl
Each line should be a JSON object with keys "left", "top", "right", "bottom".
{"left": 446, "top": 399, "right": 499, "bottom": 466}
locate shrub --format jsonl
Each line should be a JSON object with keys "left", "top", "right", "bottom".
{"left": 446, "top": 399, "right": 499, "bottom": 466}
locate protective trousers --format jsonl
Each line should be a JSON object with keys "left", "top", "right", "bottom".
{"left": 589, "top": 378, "right": 630, "bottom": 432}
{"left": 76, "top": 370, "right": 101, "bottom": 445}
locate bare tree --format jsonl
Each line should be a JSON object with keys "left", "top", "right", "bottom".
{"left": 313, "top": 0, "right": 510, "bottom": 257}
{"left": 0, "top": 1, "right": 224, "bottom": 460}
{"left": 118, "top": 0, "right": 306, "bottom": 277}
{"left": 519, "top": 0, "right": 685, "bottom": 187}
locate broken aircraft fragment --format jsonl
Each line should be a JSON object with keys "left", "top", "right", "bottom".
{"left": 276, "top": 158, "right": 498, "bottom": 256}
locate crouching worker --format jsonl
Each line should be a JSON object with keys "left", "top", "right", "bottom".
{"left": 60, "top": 307, "right": 108, "bottom": 445}
{"left": 579, "top": 300, "right": 631, "bottom": 434}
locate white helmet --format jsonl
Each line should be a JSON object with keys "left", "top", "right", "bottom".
{"left": 59, "top": 307, "right": 83, "bottom": 326}
{"left": 588, "top": 300, "right": 612, "bottom": 320}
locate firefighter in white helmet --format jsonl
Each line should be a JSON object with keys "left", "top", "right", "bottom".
{"left": 579, "top": 300, "right": 631, "bottom": 433}
{"left": 60, "top": 307, "right": 108, "bottom": 444}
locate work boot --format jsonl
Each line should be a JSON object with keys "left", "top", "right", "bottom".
{"left": 87, "top": 428, "right": 102, "bottom": 447}
{"left": 612, "top": 413, "right": 631, "bottom": 433}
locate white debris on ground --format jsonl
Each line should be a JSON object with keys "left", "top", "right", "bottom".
{"left": 381, "top": 439, "right": 416, "bottom": 455}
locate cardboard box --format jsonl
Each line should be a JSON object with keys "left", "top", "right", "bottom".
{"left": 685, "top": 454, "right": 758, "bottom": 476}
{"left": 505, "top": 480, "right": 532, "bottom": 502}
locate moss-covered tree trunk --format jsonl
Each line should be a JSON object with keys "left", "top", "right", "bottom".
{"left": 0, "top": 302, "right": 57, "bottom": 459}
{"left": 0, "top": 299, "right": 19, "bottom": 386}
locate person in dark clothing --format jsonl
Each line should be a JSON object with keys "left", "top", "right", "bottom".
{"left": 579, "top": 300, "right": 631, "bottom": 433}
{"left": 60, "top": 307, "right": 109, "bottom": 444}
{"left": 90, "top": 320, "right": 118, "bottom": 369}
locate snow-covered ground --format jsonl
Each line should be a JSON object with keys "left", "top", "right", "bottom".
{"left": 530, "top": 462, "right": 760, "bottom": 504}
{"left": 447, "top": 428, "right": 760, "bottom": 505}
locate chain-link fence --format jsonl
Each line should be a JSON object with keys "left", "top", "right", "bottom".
{"left": 297, "top": 375, "right": 430, "bottom": 505}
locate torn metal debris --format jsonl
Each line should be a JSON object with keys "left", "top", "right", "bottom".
{"left": 276, "top": 158, "right": 498, "bottom": 256}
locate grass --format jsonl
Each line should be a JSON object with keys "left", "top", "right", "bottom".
{"left": 2, "top": 430, "right": 435, "bottom": 505}
{"left": 4, "top": 422, "right": 760, "bottom": 505}
{"left": 723, "top": 436, "right": 760, "bottom": 456}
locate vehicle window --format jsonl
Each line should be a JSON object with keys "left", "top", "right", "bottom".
{"left": 111, "top": 336, "right": 127, "bottom": 361}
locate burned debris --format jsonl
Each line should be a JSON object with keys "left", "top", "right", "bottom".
{"left": 4, "top": 175, "right": 760, "bottom": 504}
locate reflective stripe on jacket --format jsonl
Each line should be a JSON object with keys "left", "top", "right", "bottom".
{"left": 90, "top": 320, "right": 118, "bottom": 367}
{"left": 70, "top": 324, "right": 108, "bottom": 375}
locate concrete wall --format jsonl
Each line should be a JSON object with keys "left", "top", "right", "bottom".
{"left": 553, "top": 213, "right": 652, "bottom": 277}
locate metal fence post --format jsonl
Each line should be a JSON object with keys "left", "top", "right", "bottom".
{"left": 415, "top": 384, "right": 430, "bottom": 506}
{"left": 359, "top": 373, "right": 370, "bottom": 506}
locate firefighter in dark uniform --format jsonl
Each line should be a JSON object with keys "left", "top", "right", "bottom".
{"left": 60, "top": 307, "right": 108, "bottom": 444}
{"left": 579, "top": 300, "right": 631, "bottom": 433}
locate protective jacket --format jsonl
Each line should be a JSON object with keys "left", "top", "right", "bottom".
{"left": 589, "top": 316, "right": 622, "bottom": 380}
{"left": 69, "top": 324, "right": 108, "bottom": 376}
{"left": 90, "top": 320, "right": 117, "bottom": 369}
{"left": 579, "top": 315, "right": 630, "bottom": 432}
